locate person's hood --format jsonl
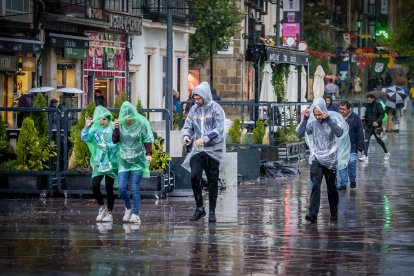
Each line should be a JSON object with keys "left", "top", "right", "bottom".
{"left": 92, "top": 105, "right": 113, "bottom": 123}
{"left": 312, "top": 98, "right": 328, "bottom": 113}
{"left": 119, "top": 101, "right": 140, "bottom": 126}
{"left": 191, "top": 81, "right": 212, "bottom": 106}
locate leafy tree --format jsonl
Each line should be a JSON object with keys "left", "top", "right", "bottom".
{"left": 390, "top": 0, "right": 414, "bottom": 70}
{"left": 189, "top": 0, "right": 244, "bottom": 65}
{"left": 29, "top": 93, "right": 48, "bottom": 138}
{"left": 252, "top": 120, "right": 265, "bottom": 144}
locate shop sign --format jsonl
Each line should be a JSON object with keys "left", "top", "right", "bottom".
{"left": 50, "top": 34, "right": 89, "bottom": 49}
{"left": 266, "top": 47, "right": 308, "bottom": 65}
{"left": 110, "top": 14, "right": 142, "bottom": 34}
{"left": 22, "top": 57, "right": 36, "bottom": 72}
{"left": 86, "top": 7, "right": 103, "bottom": 20}
{"left": 0, "top": 37, "right": 42, "bottom": 54}
{"left": 64, "top": 48, "right": 87, "bottom": 59}
{"left": 0, "top": 55, "right": 17, "bottom": 71}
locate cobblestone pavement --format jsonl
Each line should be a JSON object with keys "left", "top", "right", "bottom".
{"left": 0, "top": 115, "right": 413, "bottom": 275}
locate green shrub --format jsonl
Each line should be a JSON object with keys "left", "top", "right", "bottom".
{"left": 112, "top": 92, "right": 128, "bottom": 119}
{"left": 29, "top": 93, "right": 48, "bottom": 137}
{"left": 150, "top": 138, "right": 171, "bottom": 172}
{"left": 136, "top": 99, "right": 146, "bottom": 117}
{"left": 68, "top": 103, "right": 95, "bottom": 170}
{"left": 14, "top": 117, "right": 56, "bottom": 170}
{"left": 0, "top": 114, "right": 14, "bottom": 164}
{"left": 229, "top": 118, "right": 242, "bottom": 144}
{"left": 252, "top": 120, "right": 265, "bottom": 144}
{"left": 274, "top": 124, "right": 300, "bottom": 145}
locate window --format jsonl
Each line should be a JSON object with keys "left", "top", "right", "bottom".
{"left": 105, "top": 0, "right": 128, "bottom": 12}
{"left": 3, "top": 0, "right": 29, "bottom": 15}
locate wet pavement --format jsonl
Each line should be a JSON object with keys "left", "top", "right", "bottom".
{"left": 1, "top": 115, "right": 414, "bottom": 275}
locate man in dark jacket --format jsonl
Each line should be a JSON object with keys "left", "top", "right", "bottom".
{"left": 359, "top": 95, "right": 390, "bottom": 162}
{"left": 338, "top": 101, "right": 365, "bottom": 190}
{"left": 324, "top": 95, "right": 339, "bottom": 112}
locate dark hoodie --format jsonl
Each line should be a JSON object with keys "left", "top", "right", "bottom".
{"left": 323, "top": 95, "right": 339, "bottom": 112}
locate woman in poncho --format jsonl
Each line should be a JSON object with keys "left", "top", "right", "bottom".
{"left": 81, "top": 105, "right": 118, "bottom": 223}
{"left": 112, "top": 101, "right": 154, "bottom": 223}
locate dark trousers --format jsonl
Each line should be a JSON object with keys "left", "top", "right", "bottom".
{"left": 92, "top": 175, "right": 115, "bottom": 212}
{"left": 363, "top": 126, "right": 388, "bottom": 155}
{"left": 190, "top": 152, "right": 220, "bottom": 213}
{"left": 309, "top": 160, "right": 338, "bottom": 218}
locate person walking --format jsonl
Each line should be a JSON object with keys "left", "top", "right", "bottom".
{"left": 112, "top": 101, "right": 154, "bottom": 224}
{"left": 325, "top": 78, "right": 339, "bottom": 100}
{"left": 81, "top": 106, "right": 119, "bottom": 222}
{"left": 296, "top": 98, "right": 349, "bottom": 223}
{"left": 181, "top": 82, "right": 225, "bottom": 223}
{"left": 323, "top": 95, "right": 339, "bottom": 112}
{"left": 338, "top": 101, "right": 365, "bottom": 190}
{"left": 359, "top": 94, "right": 390, "bottom": 162}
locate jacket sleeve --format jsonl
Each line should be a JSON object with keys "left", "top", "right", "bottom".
{"left": 376, "top": 102, "right": 385, "bottom": 124}
{"left": 81, "top": 127, "right": 90, "bottom": 142}
{"left": 326, "top": 117, "right": 344, "bottom": 137}
{"left": 180, "top": 107, "right": 195, "bottom": 140}
{"left": 201, "top": 105, "right": 225, "bottom": 143}
{"left": 112, "top": 127, "right": 120, "bottom": 144}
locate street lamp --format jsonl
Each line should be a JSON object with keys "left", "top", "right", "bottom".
{"left": 357, "top": 15, "right": 362, "bottom": 48}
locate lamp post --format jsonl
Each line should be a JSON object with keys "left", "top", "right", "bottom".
{"left": 357, "top": 15, "right": 362, "bottom": 48}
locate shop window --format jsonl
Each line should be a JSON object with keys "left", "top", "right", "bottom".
{"left": 106, "top": 0, "right": 128, "bottom": 12}
{"left": 4, "top": 0, "right": 29, "bottom": 14}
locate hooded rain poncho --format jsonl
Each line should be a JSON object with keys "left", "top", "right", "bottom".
{"left": 118, "top": 101, "right": 154, "bottom": 177}
{"left": 85, "top": 105, "right": 118, "bottom": 178}
{"left": 300, "top": 98, "right": 350, "bottom": 170}
{"left": 181, "top": 82, "right": 225, "bottom": 171}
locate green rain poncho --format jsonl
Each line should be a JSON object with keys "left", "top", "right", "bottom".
{"left": 118, "top": 101, "right": 154, "bottom": 177}
{"left": 84, "top": 106, "right": 118, "bottom": 179}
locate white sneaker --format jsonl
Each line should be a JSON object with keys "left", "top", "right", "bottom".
{"left": 359, "top": 155, "right": 368, "bottom": 162}
{"left": 101, "top": 213, "right": 113, "bottom": 222}
{"left": 384, "top": 152, "right": 390, "bottom": 160}
{"left": 97, "top": 222, "right": 113, "bottom": 233}
{"left": 129, "top": 213, "right": 141, "bottom": 223}
{"left": 96, "top": 207, "right": 107, "bottom": 221}
{"left": 123, "top": 208, "right": 133, "bottom": 222}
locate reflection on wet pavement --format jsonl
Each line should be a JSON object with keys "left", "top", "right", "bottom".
{"left": 0, "top": 117, "right": 413, "bottom": 274}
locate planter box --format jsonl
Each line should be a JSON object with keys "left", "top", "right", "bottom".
{"left": 8, "top": 174, "right": 47, "bottom": 190}
{"left": 228, "top": 148, "right": 261, "bottom": 180}
{"left": 64, "top": 173, "right": 92, "bottom": 191}
{"left": 277, "top": 141, "right": 306, "bottom": 160}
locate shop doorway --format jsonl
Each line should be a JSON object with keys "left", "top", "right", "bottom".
{"left": 94, "top": 78, "right": 114, "bottom": 107}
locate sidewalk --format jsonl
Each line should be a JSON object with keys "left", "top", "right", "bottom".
{"left": 0, "top": 115, "right": 413, "bottom": 274}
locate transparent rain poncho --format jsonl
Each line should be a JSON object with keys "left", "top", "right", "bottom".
{"left": 181, "top": 82, "right": 225, "bottom": 171}
{"left": 300, "top": 98, "right": 350, "bottom": 170}
{"left": 85, "top": 105, "right": 118, "bottom": 178}
{"left": 117, "top": 101, "right": 154, "bottom": 177}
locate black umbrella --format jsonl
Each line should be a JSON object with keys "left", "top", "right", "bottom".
{"left": 366, "top": 90, "right": 389, "bottom": 100}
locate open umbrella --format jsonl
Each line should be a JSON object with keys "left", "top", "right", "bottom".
{"left": 382, "top": 85, "right": 407, "bottom": 109}
{"left": 366, "top": 90, "right": 389, "bottom": 100}
{"left": 58, "top": 87, "right": 84, "bottom": 94}
{"left": 28, "top": 86, "right": 54, "bottom": 93}
{"left": 259, "top": 63, "right": 276, "bottom": 118}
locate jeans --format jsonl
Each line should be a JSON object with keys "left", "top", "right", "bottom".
{"left": 308, "top": 160, "right": 338, "bottom": 219}
{"left": 118, "top": 171, "right": 142, "bottom": 215}
{"left": 338, "top": 153, "right": 357, "bottom": 187}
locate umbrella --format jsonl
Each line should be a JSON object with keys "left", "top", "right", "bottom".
{"left": 286, "top": 65, "right": 298, "bottom": 102}
{"left": 259, "top": 63, "right": 276, "bottom": 118}
{"left": 58, "top": 87, "right": 84, "bottom": 94}
{"left": 366, "top": 90, "right": 389, "bottom": 100}
{"left": 28, "top": 86, "right": 54, "bottom": 93}
{"left": 312, "top": 65, "right": 325, "bottom": 98}
{"left": 382, "top": 85, "right": 407, "bottom": 109}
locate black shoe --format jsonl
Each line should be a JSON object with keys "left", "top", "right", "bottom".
{"left": 330, "top": 214, "right": 338, "bottom": 222}
{"left": 338, "top": 186, "right": 347, "bottom": 191}
{"left": 350, "top": 181, "right": 356, "bottom": 188}
{"left": 208, "top": 212, "right": 216, "bottom": 223}
{"left": 305, "top": 214, "right": 317, "bottom": 223}
{"left": 190, "top": 207, "right": 206, "bottom": 221}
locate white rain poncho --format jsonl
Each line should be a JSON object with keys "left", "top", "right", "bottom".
{"left": 117, "top": 101, "right": 154, "bottom": 177}
{"left": 181, "top": 82, "right": 225, "bottom": 171}
{"left": 297, "top": 98, "right": 350, "bottom": 170}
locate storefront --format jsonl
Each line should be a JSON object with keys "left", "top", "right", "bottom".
{"left": 0, "top": 36, "right": 42, "bottom": 127}
{"left": 83, "top": 32, "right": 127, "bottom": 107}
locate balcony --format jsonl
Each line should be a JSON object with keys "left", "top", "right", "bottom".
{"left": 142, "top": 0, "right": 194, "bottom": 25}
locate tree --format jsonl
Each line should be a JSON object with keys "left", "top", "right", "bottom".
{"left": 189, "top": 0, "right": 244, "bottom": 85}
{"left": 29, "top": 93, "right": 48, "bottom": 138}
{"left": 390, "top": 0, "right": 414, "bottom": 70}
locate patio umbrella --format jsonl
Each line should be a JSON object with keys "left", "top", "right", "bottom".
{"left": 259, "top": 63, "right": 276, "bottom": 118}
{"left": 312, "top": 65, "right": 325, "bottom": 98}
{"left": 286, "top": 65, "right": 298, "bottom": 102}
{"left": 382, "top": 85, "right": 407, "bottom": 109}
{"left": 28, "top": 86, "right": 54, "bottom": 93}
{"left": 58, "top": 87, "right": 84, "bottom": 94}
{"left": 300, "top": 66, "right": 307, "bottom": 102}
{"left": 366, "top": 90, "right": 389, "bottom": 101}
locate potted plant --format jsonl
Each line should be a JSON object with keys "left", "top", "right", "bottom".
{"left": 0, "top": 114, "right": 15, "bottom": 188}
{"left": 274, "top": 124, "right": 305, "bottom": 160}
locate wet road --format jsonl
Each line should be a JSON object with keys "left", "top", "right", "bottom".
{"left": 0, "top": 116, "right": 413, "bottom": 275}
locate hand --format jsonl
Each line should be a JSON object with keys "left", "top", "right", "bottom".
{"left": 193, "top": 138, "right": 205, "bottom": 148}
{"left": 304, "top": 107, "right": 310, "bottom": 117}
{"left": 146, "top": 155, "right": 152, "bottom": 162}
{"left": 114, "top": 119, "right": 119, "bottom": 129}
{"left": 183, "top": 136, "right": 190, "bottom": 146}
{"left": 322, "top": 112, "right": 328, "bottom": 120}
{"left": 85, "top": 117, "right": 92, "bottom": 128}
{"left": 373, "top": 122, "right": 378, "bottom": 127}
